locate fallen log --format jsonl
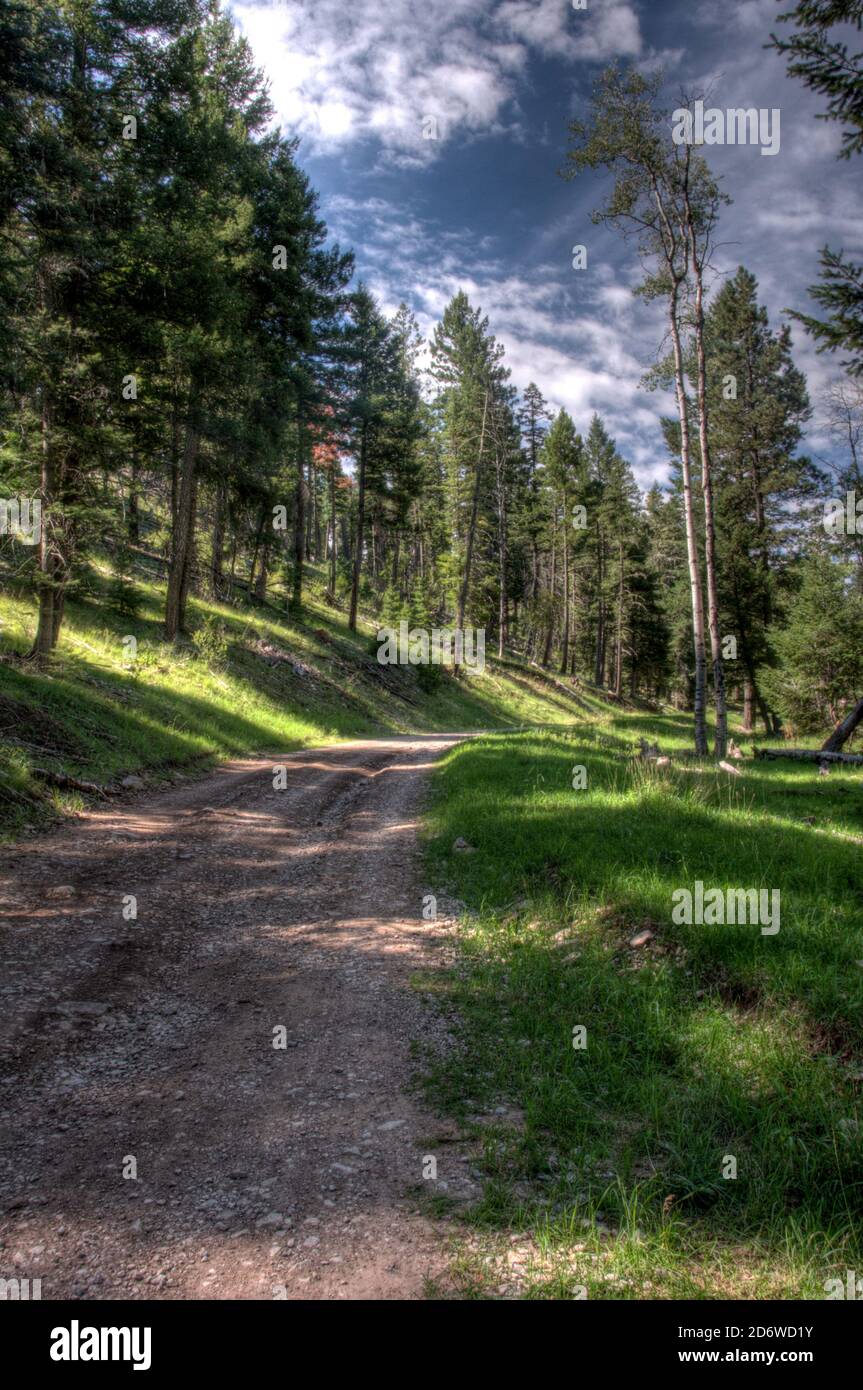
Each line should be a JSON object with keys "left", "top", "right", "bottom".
{"left": 753, "top": 747, "right": 863, "bottom": 766}
{"left": 821, "top": 696, "right": 863, "bottom": 753}
{"left": 32, "top": 767, "right": 113, "bottom": 799}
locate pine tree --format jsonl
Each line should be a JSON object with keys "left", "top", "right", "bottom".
{"left": 763, "top": 548, "right": 863, "bottom": 735}
{"left": 771, "top": 1, "right": 863, "bottom": 375}
{"left": 703, "top": 267, "right": 816, "bottom": 732}
{"left": 541, "top": 410, "right": 583, "bottom": 673}
{"left": 769, "top": 0, "right": 863, "bottom": 158}
{"left": 429, "top": 291, "right": 508, "bottom": 635}
{"left": 516, "top": 382, "right": 552, "bottom": 604}
{"left": 343, "top": 286, "right": 401, "bottom": 632}
{"left": 3, "top": 1, "right": 207, "bottom": 658}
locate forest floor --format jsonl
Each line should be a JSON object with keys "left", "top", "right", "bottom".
{"left": 0, "top": 736, "right": 487, "bottom": 1300}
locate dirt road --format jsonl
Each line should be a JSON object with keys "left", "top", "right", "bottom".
{"left": 0, "top": 736, "right": 477, "bottom": 1300}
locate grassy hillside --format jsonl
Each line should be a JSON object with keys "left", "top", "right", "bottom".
{"left": 420, "top": 716, "right": 863, "bottom": 1299}
{"left": 0, "top": 551, "right": 595, "bottom": 840}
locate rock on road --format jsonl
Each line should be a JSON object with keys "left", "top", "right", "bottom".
{"left": 0, "top": 736, "right": 478, "bottom": 1300}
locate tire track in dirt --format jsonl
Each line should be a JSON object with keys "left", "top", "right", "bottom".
{"left": 0, "top": 736, "right": 478, "bottom": 1300}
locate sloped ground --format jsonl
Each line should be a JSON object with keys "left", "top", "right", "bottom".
{"left": 0, "top": 554, "right": 596, "bottom": 840}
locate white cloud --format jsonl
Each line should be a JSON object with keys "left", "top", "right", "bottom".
{"left": 497, "top": 0, "right": 642, "bottom": 61}
{"left": 231, "top": 0, "right": 644, "bottom": 161}
{"left": 229, "top": 3, "right": 862, "bottom": 484}
{"left": 324, "top": 191, "right": 675, "bottom": 481}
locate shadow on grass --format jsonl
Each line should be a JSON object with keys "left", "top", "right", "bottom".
{"left": 420, "top": 729, "right": 863, "bottom": 1275}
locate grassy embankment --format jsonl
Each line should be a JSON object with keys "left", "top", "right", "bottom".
{"left": 0, "top": 548, "right": 589, "bottom": 840}
{"left": 420, "top": 716, "right": 863, "bottom": 1299}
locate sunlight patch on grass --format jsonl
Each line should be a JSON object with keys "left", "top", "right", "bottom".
{"left": 420, "top": 722, "right": 863, "bottom": 1298}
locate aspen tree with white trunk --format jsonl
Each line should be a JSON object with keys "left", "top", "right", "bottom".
{"left": 562, "top": 66, "right": 709, "bottom": 754}
{"left": 676, "top": 104, "right": 730, "bottom": 757}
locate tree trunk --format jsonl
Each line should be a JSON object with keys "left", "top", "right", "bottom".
{"left": 821, "top": 696, "right": 863, "bottom": 753}
{"left": 456, "top": 389, "right": 489, "bottom": 636}
{"left": 291, "top": 407, "right": 306, "bottom": 614}
{"left": 31, "top": 392, "right": 56, "bottom": 662}
{"left": 128, "top": 459, "right": 140, "bottom": 544}
{"left": 691, "top": 254, "right": 727, "bottom": 758}
{"left": 593, "top": 534, "right": 604, "bottom": 686}
{"left": 248, "top": 502, "right": 266, "bottom": 596}
{"left": 177, "top": 471, "right": 198, "bottom": 627}
{"left": 497, "top": 434, "right": 508, "bottom": 660}
{"left": 228, "top": 528, "right": 238, "bottom": 598}
{"left": 307, "top": 459, "right": 316, "bottom": 561}
{"left": 391, "top": 529, "right": 401, "bottom": 590}
{"left": 256, "top": 538, "right": 269, "bottom": 603}
{"left": 668, "top": 285, "right": 708, "bottom": 755}
{"left": 328, "top": 466, "right": 337, "bottom": 598}
{"left": 211, "top": 477, "right": 226, "bottom": 596}
{"left": 51, "top": 569, "right": 69, "bottom": 648}
{"left": 613, "top": 539, "right": 624, "bottom": 698}
{"left": 742, "top": 676, "right": 754, "bottom": 733}
{"left": 742, "top": 652, "right": 773, "bottom": 734}
{"left": 559, "top": 492, "right": 569, "bottom": 674}
{"left": 348, "top": 421, "right": 368, "bottom": 631}
{"left": 169, "top": 396, "right": 180, "bottom": 541}
{"left": 164, "top": 422, "right": 200, "bottom": 641}
{"left": 755, "top": 746, "right": 863, "bottom": 766}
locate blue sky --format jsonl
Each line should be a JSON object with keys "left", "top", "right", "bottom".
{"left": 229, "top": 0, "right": 863, "bottom": 487}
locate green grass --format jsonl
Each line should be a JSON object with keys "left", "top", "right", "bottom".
{"left": 419, "top": 719, "right": 863, "bottom": 1299}
{"left": 0, "top": 551, "right": 592, "bottom": 839}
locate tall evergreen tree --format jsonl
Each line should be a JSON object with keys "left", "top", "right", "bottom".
{"left": 771, "top": 1, "right": 863, "bottom": 375}
{"left": 429, "top": 291, "right": 508, "bottom": 635}
{"left": 703, "top": 266, "right": 815, "bottom": 732}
